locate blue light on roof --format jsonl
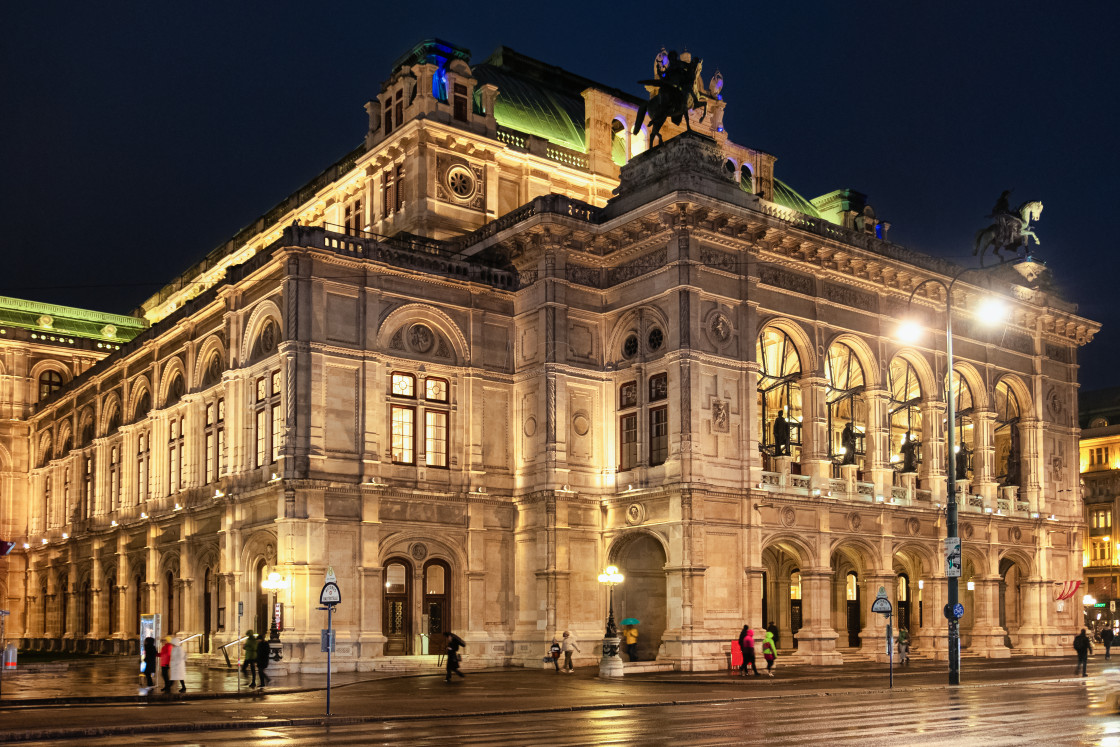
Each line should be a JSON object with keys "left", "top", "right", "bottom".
{"left": 875, "top": 223, "right": 883, "bottom": 239}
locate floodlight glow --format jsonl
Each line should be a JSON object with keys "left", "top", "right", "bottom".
{"left": 897, "top": 320, "right": 922, "bottom": 344}
{"left": 977, "top": 296, "right": 1009, "bottom": 325}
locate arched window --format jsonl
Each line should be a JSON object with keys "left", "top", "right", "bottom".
{"left": 994, "top": 379, "right": 1022, "bottom": 486}
{"left": 165, "top": 374, "right": 185, "bottom": 408}
{"left": 38, "top": 370, "right": 63, "bottom": 401}
{"left": 888, "top": 358, "right": 922, "bottom": 472}
{"left": 826, "top": 342, "right": 867, "bottom": 466}
{"left": 948, "top": 369, "right": 976, "bottom": 480}
{"left": 756, "top": 327, "right": 803, "bottom": 459}
{"left": 251, "top": 319, "right": 280, "bottom": 362}
{"left": 740, "top": 164, "right": 753, "bottom": 194}
{"left": 611, "top": 118, "right": 627, "bottom": 166}
{"left": 134, "top": 391, "right": 152, "bottom": 422}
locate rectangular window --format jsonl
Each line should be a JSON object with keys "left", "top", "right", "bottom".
{"left": 217, "top": 399, "right": 225, "bottom": 477}
{"left": 392, "top": 372, "right": 416, "bottom": 398}
{"left": 425, "top": 377, "right": 448, "bottom": 402}
{"left": 169, "top": 418, "right": 180, "bottom": 494}
{"left": 271, "top": 371, "right": 282, "bottom": 463}
{"left": 649, "top": 373, "right": 668, "bottom": 402}
{"left": 620, "top": 413, "right": 638, "bottom": 471}
{"left": 649, "top": 406, "right": 668, "bottom": 466}
{"left": 384, "top": 104, "right": 393, "bottom": 135}
{"left": 256, "top": 410, "right": 267, "bottom": 468}
{"left": 83, "top": 456, "right": 93, "bottom": 518}
{"left": 137, "top": 432, "right": 149, "bottom": 503}
{"left": 205, "top": 432, "right": 215, "bottom": 484}
{"left": 620, "top": 381, "right": 637, "bottom": 409}
{"left": 392, "top": 405, "right": 415, "bottom": 464}
{"left": 109, "top": 446, "right": 120, "bottom": 511}
{"left": 395, "top": 165, "right": 405, "bottom": 213}
{"left": 425, "top": 410, "right": 448, "bottom": 467}
{"left": 381, "top": 172, "right": 390, "bottom": 219}
{"left": 344, "top": 198, "right": 363, "bottom": 236}
{"left": 453, "top": 83, "right": 468, "bottom": 122}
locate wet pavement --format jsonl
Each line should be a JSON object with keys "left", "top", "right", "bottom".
{"left": 0, "top": 654, "right": 1117, "bottom": 743}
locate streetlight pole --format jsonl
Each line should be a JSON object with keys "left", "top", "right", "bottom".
{"left": 260, "top": 571, "right": 289, "bottom": 661}
{"left": 597, "top": 565, "right": 624, "bottom": 677}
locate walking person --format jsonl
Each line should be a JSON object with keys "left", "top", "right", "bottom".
{"left": 158, "top": 636, "right": 173, "bottom": 692}
{"left": 762, "top": 629, "right": 777, "bottom": 676}
{"left": 549, "top": 637, "right": 562, "bottom": 672}
{"left": 256, "top": 635, "right": 272, "bottom": 688}
{"left": 1102, "top": 627, "right": 1115, "bottom": 661}
{"left": 1074, "top": 628, "right": 1092, "bottom": 677}
{"left": 444, "top": 630, "right": 466, "bottom": 682}
{"left": 738, "top": 625, "right": 759, "bottom": 676}
{"left": 142, "top": 636, "right": 158, "bottom": 690}
{"left": 168, "top": 636, "right": 188, "bottom": 693}
{"left": 561, "top": 631, "right": 581, "bottom": 673}
{"left": 898, "top": 628, "right": 911, "bottom": 665}
{"left": 243, "top": 630, "right": 259, "bottom": 687}
{"left": 623, "top": 625, "right": 639, "bottom": 662}
{"left": 766, "top": 621, "right": 780, "bottom": 650}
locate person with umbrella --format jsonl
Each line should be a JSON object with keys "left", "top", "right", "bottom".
{"left": 621, "top": 618, "right": 640, "bottom": 661}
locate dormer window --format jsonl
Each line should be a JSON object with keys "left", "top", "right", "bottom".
{"left": 395, "top": 89, "right": 404, "bottom": 129}
{"left": 453, "top": 83, "right": 468, "bottom": 122}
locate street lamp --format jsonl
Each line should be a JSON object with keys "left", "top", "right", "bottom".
{"left": 597, "top": 565, "right": 624, "bottom": 677}
{"left": 260, "top": 570, "right": 289, "bottom": 659}
{"left": 898, "top": 264, "right": 1014, "bottom": 686}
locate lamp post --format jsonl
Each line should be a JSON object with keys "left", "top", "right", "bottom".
{"left": 260, "top": 571, "right": 289, "bottom": 660}
{"left": 597, "top": 565, "right": 624, "bottom": 677}
{"left": 898, "top": 266, "right": 1014, "bottom": 686}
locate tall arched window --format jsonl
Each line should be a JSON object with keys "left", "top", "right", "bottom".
{"left": 948, "top": 369, "right": 976, "bottom": 480}
{"left": 888, "top": 358, "right": 923, "bottom": 472}
{"left": 757, "top": 327, "right": 803, "bottom": 459}
{"left": 826, "top": 342, "right": 867, "bottom": 466}
{"left": 994, "top": 379, "right": 1022, "bottom": 486}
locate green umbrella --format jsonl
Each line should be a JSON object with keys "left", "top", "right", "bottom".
{"left": 621, "top": 617, "right": 640, "bottom": 625}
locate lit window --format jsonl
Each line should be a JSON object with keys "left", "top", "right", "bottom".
{"left": 392, "top": 406, "right": 415, "bottom": 464}
{"left": 649, "top": 406, "right": 668, "bottom": 466}
{"left": 425, "top": 410, "right": 448, "bottom": 467}
{"left": 392, "top": 373, "right": 416, "bottom": 398}
{"left": 425, "top": 378, "right": 448, "bottom": 403}
{"left": 38, "top": 370, "right": 63, "bottom": 401}
{"left": 620, "top": 413, "right": 638, "bottom": 471}
{"left": 344, "top": 198, "right": 364, "bottom": 236}
{"left": 137, "top": 432, "right": 150, "bottom": 503}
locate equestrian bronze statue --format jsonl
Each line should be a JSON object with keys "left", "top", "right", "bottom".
{"left": 974, "top": 190, "right": 1043, "bottom": 263}
{"left": 634, "top": 49, "right": 714, "bottom": 147}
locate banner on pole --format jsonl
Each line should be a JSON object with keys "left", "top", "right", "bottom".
{"left": 945, "top": 537, "right": 962, "bottom": 578}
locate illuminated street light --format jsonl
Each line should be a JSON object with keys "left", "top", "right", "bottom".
{"left": 597, "top": 565, "right": 625, "bottom": 678}
{"left": 261, "top": 570, "right": 290, "bottom": 659}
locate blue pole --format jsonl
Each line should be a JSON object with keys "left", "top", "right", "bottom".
{"left": 326, "top": 604, "right": 332, "bottom": 716}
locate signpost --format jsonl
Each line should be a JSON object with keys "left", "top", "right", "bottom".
{"left": 237, "top": 601, "right": 244, "bottom": 694}
{"left": 871, "top": 586, "right": 894, "bottom": 689}
{"left": 318, "top": 566, "right": 341, "bottom": 716}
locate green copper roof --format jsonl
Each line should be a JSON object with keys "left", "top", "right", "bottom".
{"left": 772, "top": 178, "right": 823, "bottom": 220}
{"left": 474, "top": 63, "right": 586, "bottom": 152}
{"left": 0, "top": 295, "right": 147, "bottom": 342}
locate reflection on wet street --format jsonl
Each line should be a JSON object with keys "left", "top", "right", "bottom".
{"left": 14, "top": 677, "right": 1120, "bottom": 745}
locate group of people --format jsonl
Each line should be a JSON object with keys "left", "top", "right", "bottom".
{"left": 546, "top": 631, "right": 582, "bottom": 673}
{"left": 241, "top": 630, "right": 273, "bottom": 688}
{"left": 736, "top": 623, "right": 780, "bottom": 677}
{"left": 140, "top": 635, "right": 187, "bottom": 693}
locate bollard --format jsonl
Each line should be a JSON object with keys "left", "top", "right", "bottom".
{"left": 3, "top": 644, "right": 15, "bottom": 670}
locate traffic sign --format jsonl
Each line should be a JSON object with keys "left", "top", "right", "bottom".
{"left": 320, "top": 629, "right": 336, "bottom": 653}
{"left": 943, "top": 602, "right": 965, "bottom": 620}
{"left": 320, "top": 581, "right": 341, "bottom": 606}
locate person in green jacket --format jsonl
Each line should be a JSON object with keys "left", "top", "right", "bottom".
{"left": 761, "top": 630, "right": 777, "bottom": 677}
{"left": 243, "top": 631, "right": 259, "bottom": 687}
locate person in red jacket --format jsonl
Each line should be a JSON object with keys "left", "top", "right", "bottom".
{"left": 158, "top": 637, "right": 174, "bottom": 692}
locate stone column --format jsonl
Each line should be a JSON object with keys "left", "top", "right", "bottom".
{"left": 800, "top": 375, "right": 831, "bottom": 483}
{"left": 793, "top": 569, "right": 842, "bottom": 664}
{"left": 968, "top": 577, "right": 1010, "bottom": 658}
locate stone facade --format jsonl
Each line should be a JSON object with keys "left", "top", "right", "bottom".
{"left": 0, "top": 40, "right": 1098, "bottom": 671}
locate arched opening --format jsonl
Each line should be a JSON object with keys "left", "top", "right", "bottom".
{"left": 165, "top": 570, "right": 175, "bottom": 635}
{"left": 254, "top": 560, "right": 269, "bottom": 639}
{"left": 888, "top": 358, "right": 923, "bottom": 474}
{"left": 105, "top": 574, "right": 117, "bottom": 637}
{"left": 948, "top": 368, "right": 976, "bottom": 480}
{"left": 80, "top": 580, "right": 92, "bottom": 636}
{"left": 202, "top": 567, "right": 212, "bottom": 653}
{"left": 59, "top": 577, "right": 68, "bottom": 639}
{"left": 999, "top": 557, "right": 1023, "bottom": 649}
{"left": 896, "top": 573, "right": 911, "bottom": 633}
{"left": 614, "top": 534, "right": 668, "bottom": 661}
{"left": 761, "top": 570, "right": 769, "bottom": 631}
{"left": 740, "top": 164, "right": 753, "bottom": 194}
{"left": 38, "top": 370, "right": 63, "bottom": 401}
{"left": 383, "top": 558, "right": 412, "bottom": 655}
{"left": 826, "top": 342, "right": 867, "bottom": 471}
{"left": 789, "top": 570, "right": 803, "bottom": 648}
{"left": 134, "top": 572, "right": 143, "bottom": 637}
{"left": 423, "top": 560, "right": 450, "bottom": 643}
{"left": 994, "top": 379, "right": 1022, "bottom": 486}
{"left": 844, "top": 571, "right": 861, "bottom": 647}
{"left": 757, "top": 327, "right": 803, "bottom": 466}
{"left": 611, "top": 118, "right": 627, "bottom": 166}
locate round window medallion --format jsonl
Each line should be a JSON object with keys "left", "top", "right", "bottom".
{"left": 623, "top": 334, "right": 639, "bottom": 358}
{"left": 409, "top": 324, "right": 435, "bottom": 353}
{"left": 410, "top": 543, "right": 428, "bottom": 561}
{"left": 572, "top": 411, "right": 591, "bottom": 436}
{"left": 907, "top": 517, "right": 920, "bottom": 536}
{"left": 780, "top": 506, "right": 796, "bottom": 527}
{"left": 847, "top": 512, "right": 862, "bottom": 531}
{"left": 446, "top": 165, "right": 475, "bottom": 199}
{"left": 648, "top": 328, "right": 664, "bottom": 352}
{"left": 524, "top": 417, "right": 537, "bottom": 437}
{"left": 626, "top": 503, "right": 646, "bottom": 525}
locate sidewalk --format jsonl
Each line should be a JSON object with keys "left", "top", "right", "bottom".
{"left": 0, "top": 654, "right": 1106, "bottom": 743}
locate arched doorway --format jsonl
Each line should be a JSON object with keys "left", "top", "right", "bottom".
{"left": 613, "top": 534, "right": 667, "bottom": 661}
{"left": 423, "top": 560, "right": 450, "bottom": 642}
{"left": 897, "top": 573, "right": 911, "bottom": 633}
{"left": 844, "top": 572, "right": 861, "bottom": 647}
{"left": 383, "top": 558, "right": 412, "bottom": 655}
{"left": 254, "top": 560, "right": 269, "bottom": 638}
{"left": 165, "top": 571, "right": 176, "bottom": 634}
{"left": 790, "top": 570, "right": 803, "bottom": 648}
{"left": 202, "top": 568, "right": 212, "bottom": 653}
{"left": 999, "top": 557, "right": 1023, "bottom": 649}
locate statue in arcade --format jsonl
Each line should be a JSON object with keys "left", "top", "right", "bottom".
{"left": 773, "top": 412, "right": 791, "bottom": 456}
{"left": 634, "top": 48, "right": 720, "bottom": 147}
{"left": 1004, "top": 423, "right": 1021, "bottom": 487}
{"left": 955, "top": 443, "right": 971, "bottom": 481}
{"left": 974, "top": 190, "right": 1044, "bottom": 263}
{"left": 840, "top": 422, "right": 857, "bottom": 466}
{"left": 900, "top": 432, "right": 920, "bottom": 473}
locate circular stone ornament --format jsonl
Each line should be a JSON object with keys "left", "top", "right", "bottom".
{"left": 626, "top": 503, "right": 646, "bottom": 525}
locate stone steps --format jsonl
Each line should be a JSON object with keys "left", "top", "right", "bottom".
{"left": 623, "top": 660, "right": 675, "bottom": 673}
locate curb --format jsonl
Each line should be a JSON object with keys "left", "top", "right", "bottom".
{"left": 0, "top": 674, "right": 1087, "bottom": 743}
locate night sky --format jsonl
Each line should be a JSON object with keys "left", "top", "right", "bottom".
{"left": 3, "top": 3, "right": 1117, "bottom": 388}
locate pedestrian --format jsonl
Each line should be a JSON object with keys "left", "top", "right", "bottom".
{"left": 1074, "top": 628, "right": 1092, "bottom": 677}
{"left": 142, "top": 636, "right": 158, "bottom": 689}
{"left": 1103, "top": 627, "right": 1115, "bottom": 661}
{"left": 561, "top": 631, "right": 581, "bottom": 673}
{"left": 624, "top": 625, "right": 639, "bottom": 662}
{"left": 766, "top": 621, "right": 780, "bottom": 649}
{"left": 159, "top": 636, "right": 173, "bottom": 692}
{"left": 549, "top": 637, "right": 562, "bottom": 672}
{"left": 762, "top": 629, "right": 777, "bottom": 677}
{"left": 243, "top": 630, "right": 259, "bottom": 687}
{"left": 444, "top": 630, "right": 466, "bottom": 682}
{"left": 898, "top": 628, "right": 911, "bottom": 664}
{"left": 167, "top": 635, "right": 188, "bottom": 693}
{"left": 256, "top": 635, "right": 272, "bottom": 688}
{"left": 738, "top": 625, "right": 759, "bottom": 676}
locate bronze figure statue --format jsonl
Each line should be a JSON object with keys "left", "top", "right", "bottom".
{"left": 840, "top": 422, "right": 857, "bottom": 465}
{"left": 773, "top": 412, "right": 791, "bottom": 456}
{"left": 634, "top": 48, "right": 710, "bottom": 147}
{"left": 974, "top": 191, "right": 1043, "bottom": 263}
{"left": 900, "top": 432, "right": 920, "bottom": 473}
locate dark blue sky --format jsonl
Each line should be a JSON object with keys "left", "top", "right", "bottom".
{"left": 3, "top": 2, "right": 1117, "bottom": 387}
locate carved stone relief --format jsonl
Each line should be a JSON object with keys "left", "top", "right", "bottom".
{"left": 759, "top": 264, "right": 815, "bottom": 296}
{"left": 711, "top": 398, "right": 730, "bottom": 433}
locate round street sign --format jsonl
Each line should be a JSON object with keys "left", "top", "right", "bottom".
{"left": 953, "top": 603, "right": 965, "bottom": 619}
{"left": 320, "top": 581, "right": 341, "bottom": 606}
